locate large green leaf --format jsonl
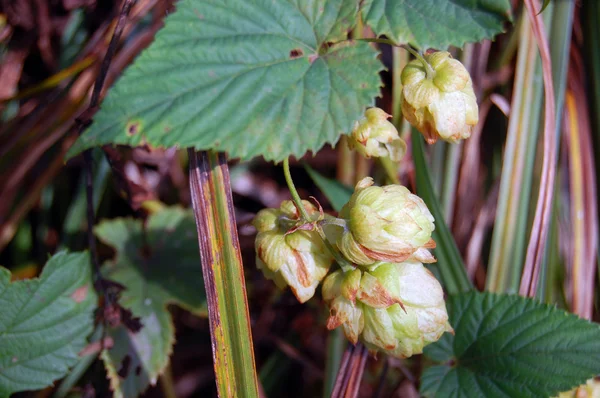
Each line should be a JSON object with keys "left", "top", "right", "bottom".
{"left": 361, "top": 0, "right": 512, "bottom": 49}
{"left": 0, "top": 252, "right": 97, "bottom": 396}
{"left": 95, "top": 207, "right": 206, "bottom": 398}
{"left": 67, "top": 0, "right": 383, "bottom": 162}
{"left": 421, "top": 291, "right": 600, "bottom": 398}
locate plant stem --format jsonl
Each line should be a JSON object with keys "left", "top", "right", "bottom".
{"left": 378, "top": 157, "right": 400, "bottom": 184}
{"left": 357, "top": 37, "right": 434, "bottom": 79}
{"left": 337, "top": 136, "right": 356, "bottom": 186}
{"left": 283, "top": 158, "right": 311, "bottom": 221}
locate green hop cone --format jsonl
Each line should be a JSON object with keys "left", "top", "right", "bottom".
{"left": 323, "top": 261, "right": 452, "bottom": 358}
{"left": 349, "top": 107, "right": 407, "bottom": 161}
{"left": 337, "top": 177, "right": 436, "bottom": 266}
{"left": 401, "top": 51, "right": 478, "bottom": 144}
{"left": 253, "top": 200, "right": 333, "bottom": 303}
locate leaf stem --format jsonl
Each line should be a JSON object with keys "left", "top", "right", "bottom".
{"left": 378, "top": 157, "right": 400, "bottom": 184}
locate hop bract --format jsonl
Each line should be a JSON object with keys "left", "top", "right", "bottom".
{"left": 323, "top": 261, "right": 452, "bottom": 358}
{"left": 349, "top": 107, "right": 407, "bottom": 161}
{"left": 336, "top": 177, "right": 435, "bottom": 266}
{"left": 322, "top": 268, "right": 364, "bottom": 344}
{"left": 401, "top": 51, "right": 478, "bottom": 144}
{"left": 253, "top": 200, "right": 333, "bottom": 303}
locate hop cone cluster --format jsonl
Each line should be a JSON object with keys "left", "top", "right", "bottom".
{"left": 320, "top": 178, "right": 451, "bottom": 358}
{"left": 322, "top": 261, "right": 452, "bottom": 358}
{"left": 253, "top": 176, "right": 452, "bottom": 358}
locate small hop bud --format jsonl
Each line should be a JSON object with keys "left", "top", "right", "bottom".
{"left": 349, "top": 107, "right": 407, "bottom": 162}
{"left": 336, "top": 177, "right": 435, "bottom": 266}
{"left": 323, "top": 261, "right": 452, "bottom": 358}
{"left": 401, "top": 51, "right": 478, "bottom": 144}
{"left": 253, "top": 200, "right": 333, "bottom": 303}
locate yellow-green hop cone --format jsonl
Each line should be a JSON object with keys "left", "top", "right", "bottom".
{"left": 323, "top": 261, "right": 452, "bottom": 358}
{"left": 555, "top": 378, "right": 600, "bottom": 398}
{"left": 359, "top": 261, "right": 452, "bottom": 358}
{"left": 337, "top": 177, "right": 436, "bottom": 266}
{"left": 401, "top": 51, "right": 478, "bottom": 144}
{"left": 253, "top": 200, "right": 333, "bottom": 303}
{"left": 349, "top": 107, "right": 407, "bottom": 161}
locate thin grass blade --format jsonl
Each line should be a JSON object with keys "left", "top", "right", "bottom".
{"left": 412, "top": 132, "right": 472, "bottom": 294}
{"left": 188, "top": 150, "right": 259, "bottom": 397}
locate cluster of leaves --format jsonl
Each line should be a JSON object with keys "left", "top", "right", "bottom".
{"left": 67, "top": 0, "right": 512, "bottom": 162}
{"left": 0, "top": 208, "right": 206, "bottom": 397}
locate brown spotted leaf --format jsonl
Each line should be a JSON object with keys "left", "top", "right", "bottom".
{"left": 66, "top": 0, "right": 383, "bottom": 162}
{"left": 95, "top": 207, "right": 206, "bottom": 398}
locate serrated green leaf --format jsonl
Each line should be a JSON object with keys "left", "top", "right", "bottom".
{"left": 420, "top": 291, "right": 600, "bottom": 398}
{"left": 303, "top": 163, "right": 352, "bottom": 212}
{"left": 361, "top": 0, "right": 512, "bottom": 49}
{"left": 0, "top": 251, "right": 97, "bottom": 396}
{"left": 423, "top": 332, "right": 453, "bottom": 363}
{"left": 95, "top": 207, "right": 206, "bottom": 398}
{"left": 67, "top": 0, "right": 383, "bottom": 162}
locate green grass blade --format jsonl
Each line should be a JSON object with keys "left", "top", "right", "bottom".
{"left": 304, "top": 163, "right": 352, "bottom": 212}
{"left": 188, "top": 150, "right": 259, "bottom": 397}
{"left": 486, "top": 11, "right": 545, "bottom": 293}
{"left": 536, "top": 0, "right": 574, "bottom": 301}
{"left": 322, "top": 328, "right": 346, "bottom": 398}
{"left": 412, "top": 132, "right": 472, "bottom": 294}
